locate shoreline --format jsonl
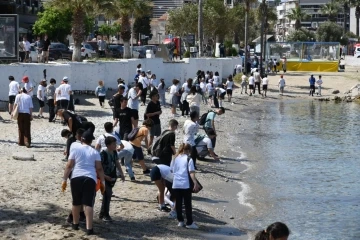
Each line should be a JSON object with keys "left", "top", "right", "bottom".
{"left": 0, "top": 67, "right": 359, "bottom": 239}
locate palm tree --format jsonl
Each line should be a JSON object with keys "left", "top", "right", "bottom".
{"left": 286, "top": 6, "right": 309, "bottom": 30}
{"left": 321, "top": 0, "right": 340, "bottom": 22}
{"left": 50, "top": 0, "right": 112, "bottom": 62}
{"left": 105, "top": 0, "right": 151, "bottom": 59}
{"left": 336, "top": 0, "right": 351, "bottom": 34}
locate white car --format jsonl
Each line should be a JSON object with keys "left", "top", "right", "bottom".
{"left": 354, "top": 47, "right": 360, "bottom": 58}
{"left": 69, "top": 43, "right": 96, "bottom": 58}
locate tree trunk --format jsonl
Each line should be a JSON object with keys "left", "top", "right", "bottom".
{"left": 343, "top": 4, "right": 348, "bottom": 34}
{"left": 121, "top": 15, "right": 132, "bottom": 59}
{"left": 260, "top": 1, "right": 265, "bottom": 77}
{"left": 198, "top": 0, "right": 203, "bottom": 57}
{"left": 71, "top": 8, "right": 86, "bottom": 62}
{"left": 244, "top": 7, "right": 249, "bottom": 74}
{"left": 357, "top": 17, "right": 359, "bottom": 37}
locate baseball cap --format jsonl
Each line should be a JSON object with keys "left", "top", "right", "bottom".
{"left": 81, "top": 129, "right": 95, "bottom": 141}
{"left": 146, "top": 70, "right": 151, "bottom": 73}
{"left": 63, "top": 76, "right": 69, "bottom": 81}
{"left": 22, "top": 76, "right": 29, "bottom": 82}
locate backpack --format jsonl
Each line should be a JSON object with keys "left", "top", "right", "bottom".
{"left": 194, "top": 133, "right": 206, "bottom": 145}
{"left": 100, "top": 150, "right": 117, "bottom": 183}
{"left": 127, "top": 127, "right": 140, "bottom": 141}
{"left": 198, "top": 111, "right": 213, "bottom": 126}
{"left": 151, "top": 130, "right": 173, "bottom": 157}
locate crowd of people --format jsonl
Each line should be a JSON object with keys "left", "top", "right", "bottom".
{"left": 6, "top": 63, "right": 291, "bottom": 238}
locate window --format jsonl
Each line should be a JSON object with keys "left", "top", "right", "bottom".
{"left": 226, "top": 0, "right": 232, "bottom": 4}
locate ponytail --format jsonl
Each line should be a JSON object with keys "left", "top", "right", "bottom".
{"left": 174, "top": 143, "right": 191, "bottom": 159}
{"left": 254, "top": 230, "right": 269, "bottom": 240}
{"left": 255, "top": 222, "right": 290, "bottom": 240}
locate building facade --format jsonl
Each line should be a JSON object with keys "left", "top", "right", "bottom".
{"left": 275, "top": 0, "right": 350, "bottom": 42}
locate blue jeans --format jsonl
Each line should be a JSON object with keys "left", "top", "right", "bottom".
{"left": 117, "top": 150, "right": 134, "bottom": 178}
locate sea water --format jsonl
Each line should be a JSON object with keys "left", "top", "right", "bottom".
{"left": 238, "top": 100, "right": 360, "bottom": 240}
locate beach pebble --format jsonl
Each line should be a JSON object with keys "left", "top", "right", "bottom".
{"left": 225, "top": 179, "right": 229, "bottom": 182}
{"left": 12, "top": 153, "right": 35, "bottom": 161}
{"left": 229, "top": 216, "right": 234, "bottom": 219}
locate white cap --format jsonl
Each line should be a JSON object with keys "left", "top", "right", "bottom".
{"left": 63, "top": 76, "right": 69, "bottom": 81}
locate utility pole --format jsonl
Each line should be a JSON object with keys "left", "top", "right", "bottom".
{"left": 198, "top": 0, "right": 203, "bottom": 57}
{"left": 244, "top": 1, "right": 249, "bottom": 74}
{"left": 260, "top": 0, "right": 265, "bottom": 77}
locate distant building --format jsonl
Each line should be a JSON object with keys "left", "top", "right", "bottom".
{"left": 275, "top": 0, "right": 350, "bottom": 42}
{"left": 349, "top": 7, "right": 359, "bottom": 36}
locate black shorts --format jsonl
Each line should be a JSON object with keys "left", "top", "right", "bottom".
{"left": 249, "top": 84, "right": 254, "bottom": 90}
{"left": 70, "top": 176, "right": 96, "bottom": 207}
{"left": 150, "top": 166, "right": 161, "bottom": 181}
{"left": 226, "top": 89, "right": 233, "bottom": 95}
{"left": 38, "top": 99, "right": 45, "bottom": 107}
{"left": 132, "top": 144, "right": 144, "bottom": 160}
{"left": 262, "top": 85, "right": 268, "bottom": 90}
{"left": 219, "top": 92, "right": 226, "bottom": 99}
{"left": 9, "top": 95, "right": 16, "bottom": 104}
{"left": 132, "top": 109, "right": 139, "bottom": 120}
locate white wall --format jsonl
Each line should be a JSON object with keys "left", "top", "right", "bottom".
{"left": 0, "top": 57, "right": 242, "bottom": 100}
{"left": 350, "top": 8, "right": 358, "bottom": 35}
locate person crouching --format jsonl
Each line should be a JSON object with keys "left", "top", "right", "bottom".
{"left": 99, "top": 136, "right": 125, "bottom": 221}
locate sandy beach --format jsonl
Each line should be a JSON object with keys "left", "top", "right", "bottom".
{"left": 0, "top": 60, "right": 359, "bottom": 240}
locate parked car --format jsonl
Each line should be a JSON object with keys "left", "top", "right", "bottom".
{"left": 49, "top": 43, "right": 72, "bottom": 60}
{"left": 354, "top": 46, "right": 360, "bottom": 58}
{"left": 29, "top": 44, "right": 38, "bottom": 62}
{"left": 133, "top": 46, "right": 146, "bottom": 58}
{"left": 70, "top": 43, "right": 96, "bottom": 58}
{"left": 144, "top": 45, "right": 157, "bottom": 54}
{"left": 108, "top": 45, "right": 123, "bottom": 58}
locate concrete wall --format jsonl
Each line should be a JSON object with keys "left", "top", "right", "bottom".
{"left": 0, "top": 57, "right": 241, "bottom": 100}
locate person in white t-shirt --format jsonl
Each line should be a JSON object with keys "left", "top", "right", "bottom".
{"left": 62, "top": 130, "right": 105, "bottom": 235}
{"left": 262, "top": 74, "right": 269, "bottom": 97}
{"left": 213, "top": 72, "right": 221, "bottom": 87}
{"left": 215, "top": 87, "right": 226, "bottom": 108}
{"left": 241, "top": 74, "right": 248, "bottom": 94}
{"left": 169, "top": 79, "right": 180, "bottom": 117}
{"left": 150, "top": 74, "right": 159, "bottom": 92}
{"left": 138, "top": 72, "right": 149, "bottom": 105}
{"left": 248, "top": 73, "right": 255, "bottom": 96}
{"left": 22, "top": 76, "right": 33, "bottom": 96}
{"left": 170, "top": 143, "right": 200, "bottom": 229}
{"left": 187, "top": 86, "right": 202, "bottom": 115}
{"left": 278, "top": 75, "right": 286, "bottom": 95}
{"left": 195, "top": 129, "right": 219, "bottom": 161}
{"left": 117, "top": 78, "right": 128, "bottom": 97}
{"left": 316, "top": 75, "right": 323, "bottom": 96}
{"left": 8, "top": 76, "right": 20, "bottom": 115}
{"left": 199, "top": 78, "right": 208, "bottom": 105}
{"left": 150, "top": 164, "right": 174, "bottom": 212}
{"left": 224, "top": 75, "right": 237, "bottom": 102}
{"left": 183, "top": 111, "right": 199, "bottom": 169}
{"left": 206, "top": 80, "right": 215, "bottom": 107}
{"left": 95, "top": 122, "right": 122, "bottom": 151}
{"left": 37, "top": 79, "right": 47, "bottom": 118}
{"left": 127, "top": 83, "right": 142, "bottom": 111}
{"left": 12, "top": 87, "right": 33, "bottom": 148}
{"left": 56, "top": 76, "right": 72, "bottom": 110}
{"left": 23, "top": 37, "right": 31, "bottom": 63}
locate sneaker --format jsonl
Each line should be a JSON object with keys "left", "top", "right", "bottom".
{"left": 72, "top": 223, "right": 79, "bottom": 230}
{"left": 159, "top": 205, "right": 171, "bottom": 212}
{"left": 186, "top": 222, "right": 199, "bottom": 229}
{"left": 178, "top": 222, "right": 185, "bottom": 227}
{"left": 168, "top": 210, "right": 177, "bottom": 219}
{"left": 102, "top": 216, "right": 113, "bottom": 222}
{"left": 86, "top": 229, "right": 94, "bottom": 235}
{"left": 130, "top": 176, "right": 136, "bottom": 181}
{"left": 143, "top": 169, "right": 150, "bottom": 175}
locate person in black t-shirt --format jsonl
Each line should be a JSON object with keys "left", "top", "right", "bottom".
{"left": 113, "top": 96, "right": 137, "bottom": 140}
{"left": 157, "top": 119, "right": 178, "bottom": 166}
{"left": 57, "top": 109, "right": 95, "bottom": 135}
{"left": 112, "top": 86, "right": 125, "bottom": 119}
{"left": 145, "top": 91, "right": 162, "bottom": 147}
{"left": 42, "top": 34, "right": 51, "bottom": 63}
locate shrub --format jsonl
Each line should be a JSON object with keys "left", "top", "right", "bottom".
{"left": 183, "top": 51, "right": 190, "bottom": 58}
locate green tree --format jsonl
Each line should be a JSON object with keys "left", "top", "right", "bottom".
{"left": 316, "top": 21, "right": 343, "bottom": 42}
{"left": 286, "top": 6, "right": 309, "bottom": 30}
{"left": 287, "top": 28, "right": 316, "bottom": 42}
{"left": 133, "top": 16, "right": 151, "bottom": 45}
{"left": 50, "top": 0, "right": 112, "bottom": 61}
{"left": 33, "top": 7, "right": 72, "bottom": 42}
{"left": 98, "top": 23, "right": 121, "bottom": 41}
{"left": 335, "top": 0, "right": 352, "bottom": 34}
{"left": 167, "top": 3, "right": 198, "bottom": 37}
{"left": 104, "top": 0, "right": 151, "bottom": 59}
{"left": 321, "top": 0, "right": 340, "bottom": 22}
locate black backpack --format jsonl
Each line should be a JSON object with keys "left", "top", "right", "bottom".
{"left": 151, "top": 130, "right": 173, "bottom": 157}
{"left": 127, "top": 127, "right": 140, "bottom": 141}
{"left": 198, "top": 111, "right": 213, "bottom": 126}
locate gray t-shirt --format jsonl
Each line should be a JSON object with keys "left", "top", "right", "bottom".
{"left": 46, "top": 84, "right": 56, "bottom": 99}
{"left": 98, "top": 40, "right": 106, "bottom": 51}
